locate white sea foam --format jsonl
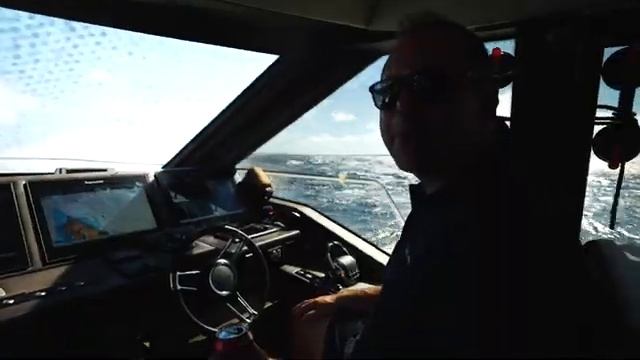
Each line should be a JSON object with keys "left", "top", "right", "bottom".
{"left": 243, "top": 154, "right": 640, "bottom": 251}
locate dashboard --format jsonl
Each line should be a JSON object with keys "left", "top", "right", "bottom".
{"left": 0, "top": 168, "right": 302, "bottom": 322}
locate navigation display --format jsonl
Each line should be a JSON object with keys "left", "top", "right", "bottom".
{"left": 155, "top": 169, "right": 245, "bottom": 223}
{"left": 31, "top": 178, "right": 156, "bottom": 248}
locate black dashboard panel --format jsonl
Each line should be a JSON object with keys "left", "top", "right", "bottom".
{"left": 154, "top": 168, "right": 248, "bottom": 226}
{"left": 0, "top": 184, "right": 29, "bottom": 276}
{"left": 25, "top": 175, "right": 158, "bottom": 264}
{"left": 0, "top": 169, "right": 304, "bottom": 324}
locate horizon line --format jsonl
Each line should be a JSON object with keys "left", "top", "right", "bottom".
{"left": 249, "top": 152, "right": 391, "bottom": 157}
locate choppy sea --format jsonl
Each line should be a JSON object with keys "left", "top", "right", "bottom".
{"left": 241, "top": 154, "right": 640, "bottom": 253}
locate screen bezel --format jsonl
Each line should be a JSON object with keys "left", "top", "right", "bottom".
{"left": 26, "top": 175, "right": 158, "bottom": 264}
{"left": 154, "top": 168, "right": 248, "bottom": 226}
{"left": 0, "top": 182, "right": 30, "bottom": 275}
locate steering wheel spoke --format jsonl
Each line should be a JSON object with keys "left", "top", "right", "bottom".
{"left": 171, "top": 225, "right": 270, "bottom": 333}
{"left": 225, "top": 292, "right": 258, "bottom": 323}
{"left": 214, "top": 236, "right": 245, "bottom": 264}
{"left": 236, "top": 293, "right": 259, "bottom": 317}
{"left": 171, "top": 270, "right": 201, "bottom": 291}
{"left": 225, "top": 303, "right": 251, "bottom": 323}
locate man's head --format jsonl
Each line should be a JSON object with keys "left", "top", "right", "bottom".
{"left": 373, "top": 12, "right": 500, "bottom": 180}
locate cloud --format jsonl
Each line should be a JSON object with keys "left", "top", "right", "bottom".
{"left": 331, "top": 111, "right": 357, "bottom": 122}
{"left": 365, "top": 122, "right": 379, "bottom": 130}
{"left": 0, "top": 81, "right": 40, "bottom": 125}
{"left": 0, "top": 7, "right": 280, "bottom": 172}
{"left": 86, "top": 69, "right": 113, "bottom": 83}
{"left": 0, "top": 87, "right": 231, "bottom": 165}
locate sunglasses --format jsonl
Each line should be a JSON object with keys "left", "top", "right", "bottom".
{"left": 368, "top": 69, "right": 484, "bottom": 111}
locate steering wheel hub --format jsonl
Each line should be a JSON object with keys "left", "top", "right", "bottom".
{"left": 209, "top": 259, "right": 236, "bottom": 296}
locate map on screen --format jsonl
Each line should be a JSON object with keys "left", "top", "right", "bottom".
{"left": 40, "top": 183, "right": 157, "bottom": 247}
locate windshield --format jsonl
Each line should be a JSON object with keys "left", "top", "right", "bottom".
{"left": 580, "top": 46, "right": 640, "bottom": 245}
{"left": 243, "top": 39, "right": 515, "bottom": 217}
{"left": 0, "top": 7, "right": 277, "bottom": 173}
{"left": 241, "top": 39, "right": 515, "bottom": 252}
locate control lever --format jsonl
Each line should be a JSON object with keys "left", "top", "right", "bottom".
{"left": 326, "top": 242, "right": 360, "bottom": 289}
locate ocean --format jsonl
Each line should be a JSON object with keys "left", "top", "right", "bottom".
{"left": 240, "top": 154, "right": 640, "bottom": 253}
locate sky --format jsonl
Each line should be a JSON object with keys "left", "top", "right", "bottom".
{"left": 256, "top": 45, "right": 640, "bottom": 156}
{"left": 0, "top": 6, "right": 276, "bottom": 172}
{"left": 0, "top": 6, "right": 637, "bottom": 171}
{"left": 257, "top": 39, "right": 515, "bottom": 155}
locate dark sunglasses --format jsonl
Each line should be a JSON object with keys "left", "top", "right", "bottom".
{"left": 368, "top": 70, "right": 451, "bottom": 111}
{"left": 368, "top": 67, "right": 494, "bottom": 111}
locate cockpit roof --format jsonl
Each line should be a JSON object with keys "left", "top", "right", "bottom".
{"left": 2, "top": 0, "right": 636, "bottom": 55}
{"left": 219, "top": 0, "right": 628, "bottom": 30}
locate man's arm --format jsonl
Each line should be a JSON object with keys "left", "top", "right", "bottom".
{"left": 292, "top": 284, "right": 381, "bottom": 321}
{"left": 335, "top": 283, "right": 381, "bottom": 313}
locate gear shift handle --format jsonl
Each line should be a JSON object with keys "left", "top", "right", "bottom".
{"left": 326, "top": 242, "right": 360, "bottom": 288}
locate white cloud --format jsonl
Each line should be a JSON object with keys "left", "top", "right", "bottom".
{"left": 0, "top": 14, "right": 279, "bottom": 172}
{"left": 0, "top": 81, "right": 40, "bottom": 125}
{"left": 365, "top": 122, "right": 379, "bottom": 131}
{"left": 86, "top": 69, "right": 113, "bottom": 83}
{"left": 0, "top": 89, "right": 227, "bottom": 165}
{"left": 331, "top": 111, "right": 357, "bottom": 122}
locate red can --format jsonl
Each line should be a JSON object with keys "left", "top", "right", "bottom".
{"left": 211, "top": 323, "right": 268, "bottom": 360}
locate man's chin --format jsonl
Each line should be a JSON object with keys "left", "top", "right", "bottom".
{"left": 393, "top": 154, "right": 446, "bottom": 179}
{"left": 390, "top": 143, "right": 421, "bottom": 173}
{"left": 392, "top": 155, "right": 419, "bottom": 175}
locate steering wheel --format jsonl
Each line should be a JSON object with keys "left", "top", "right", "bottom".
{"left": 170, "top": 225, "right": 270, "bottom": 332}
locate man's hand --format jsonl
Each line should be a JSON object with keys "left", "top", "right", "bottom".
{"left": 292, "top": 293, "right": 340, "bottom": 321}
{"left": 290, "top": 284, "right": 380, "bottom": 359}
{"left": 292, "top": 284, "right": 381, "bottom": 321}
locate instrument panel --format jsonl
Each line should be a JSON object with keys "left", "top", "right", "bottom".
{"left": 0, "top": 168, "right": 301, "bottom": 321}
{"left": 0, "top": 168, "right": 275, "bottom": 273}
{"left": 0, "top": 168, "right": 259, "bottom": 267}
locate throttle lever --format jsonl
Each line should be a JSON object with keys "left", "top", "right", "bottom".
{"left": 326, "top": 241, "right": 360, "bottom": 288}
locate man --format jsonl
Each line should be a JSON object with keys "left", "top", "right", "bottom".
{"left": 291, "top": 12, "right": 587, "bottom": 358}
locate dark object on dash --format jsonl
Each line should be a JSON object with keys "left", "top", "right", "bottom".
{"left": 238, "top": 167, "right": 274, "bottom": 208}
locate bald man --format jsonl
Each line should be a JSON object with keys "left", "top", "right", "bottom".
{"left": 291, "top": 13, "right": 578, "bottom": 358}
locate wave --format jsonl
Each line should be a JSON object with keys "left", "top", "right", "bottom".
{"left": 241, "top": 154, "right": 640, "bottom": 251}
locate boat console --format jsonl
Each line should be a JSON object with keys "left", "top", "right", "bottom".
{"left": 0, "top": 167, "right": 311, "bottom": 330}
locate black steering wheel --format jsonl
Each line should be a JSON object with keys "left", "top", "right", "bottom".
{"left": 170, "top": 225, "right": 270, "bottom": 332}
